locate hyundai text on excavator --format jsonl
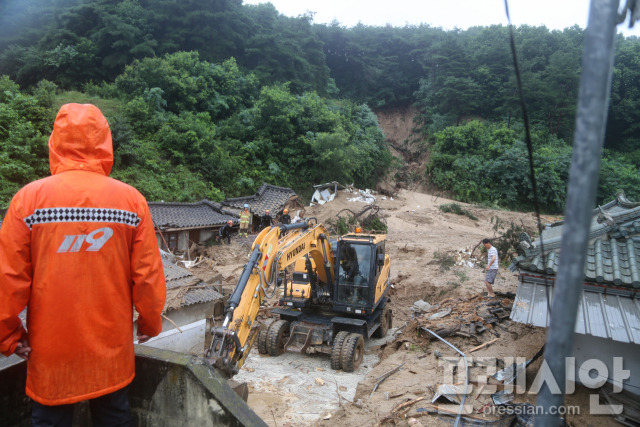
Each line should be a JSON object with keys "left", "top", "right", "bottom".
{"left": 206, "top": 219, "right": 392, "bottom": 377}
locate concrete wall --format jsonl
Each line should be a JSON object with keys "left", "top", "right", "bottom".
{"left": 140, "top": 319, "right": 206, "bottom": 354}
{"left": 0, "top": 347, "right": 267, "bottom": 427}
{"left": 134, "top": 300, "right": 224, "bottom": 354}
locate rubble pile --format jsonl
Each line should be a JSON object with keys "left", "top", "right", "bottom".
{"left": 453, "top": 247, "right": 478, "bottom": 268}
{"left": 411, "top": 293, "right": 515, "bottom": 341}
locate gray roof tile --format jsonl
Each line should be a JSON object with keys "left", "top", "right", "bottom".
{"left": 183, "top": 287, "right": 223, "bottom": 307}
{"left": 162, "top": 258, "right": 223, "bottom": 308}
{"left": 162, "top": 258, "right": 197, "bottom": 288}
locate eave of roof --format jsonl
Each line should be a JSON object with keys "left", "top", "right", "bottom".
{"left": 510, "top": 281, "right": 640, "bottom": 344}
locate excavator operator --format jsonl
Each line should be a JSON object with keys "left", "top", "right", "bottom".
{"left": 340, "top": 244, "right": 360, "bottom": 282}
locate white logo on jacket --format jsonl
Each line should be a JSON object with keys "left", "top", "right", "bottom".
{"left": 57, "top": 227, "right": 114, "bottom": 253}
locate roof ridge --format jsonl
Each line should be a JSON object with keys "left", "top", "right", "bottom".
{"left": 259, "top": 182, "right": 296, "bottom": 192}
{"left": 148, "top": 200, "right": 211, "bottom": 207}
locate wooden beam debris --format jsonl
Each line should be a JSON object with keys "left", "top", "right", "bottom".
{"left": 467, "top": 338, "right": 498, "bottom": 354}
{"left": 370, "top": 362, "right": 406, "bottom": 396}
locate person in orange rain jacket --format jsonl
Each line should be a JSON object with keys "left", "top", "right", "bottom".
{"left": 0, "top": 103, "right": 166, "bottom": 426}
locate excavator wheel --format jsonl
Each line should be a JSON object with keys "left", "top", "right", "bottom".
{"left": 257, "top": 328, "right": 269, "bottom": 355}
{"left": 340, "top": 333, "right": 364, "bottom": 373}
{"left": 330, "top": 331, "right": 350, "bottom": 370}
{"left": 257, "top": 319, "right": 275, "bottom": 355}
{"left": 267, "top": 319, "right": 290, "bottom": 357}
{"left": 373, "top": 305, "right": 392, "bottom": 338}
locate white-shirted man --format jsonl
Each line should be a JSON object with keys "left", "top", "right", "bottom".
{"left": 483, "top": 238, "right": 498, "bottom": 297}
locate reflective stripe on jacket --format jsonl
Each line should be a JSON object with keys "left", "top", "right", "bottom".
{"left": 0, "top": 104, "right": 166, "bottom": 405}
{"left": 240, "top": 210, "right": 251, "bottom": 224}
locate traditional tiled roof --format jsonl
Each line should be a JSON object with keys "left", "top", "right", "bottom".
{"left": 510, "top": 193, "right": 640, "bottom": 344}
{"left": 162, "top": 258, "right": 223, "bottom": 309}
{"left": 511, "top": 192, "right": 640, "bottom": 290}
{"left": 148, "top": 200, "right": 238, "bottom": 230}
{"left": 222, "top": 183, "right": 296, "bottom": 215}
{"left": 163, "top": 258, "right": 196, "bottom": 287}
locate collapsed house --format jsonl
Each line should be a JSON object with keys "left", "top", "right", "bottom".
{"left": 148, "top": 200, "right": 238, "bottom": 254}
{"left": 222, "top": 183, "right": 297, "bottom": 230}
{"left": 509, "top": 192, "right": 640, "bottom": 395}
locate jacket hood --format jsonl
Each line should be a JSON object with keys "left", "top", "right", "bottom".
{"left": 49, "top": 103, "right": 113, "bottom": 176}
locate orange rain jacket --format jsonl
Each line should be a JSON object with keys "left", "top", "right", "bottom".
{"left": 0, "top": 104, "right": 166, "bottom": 405}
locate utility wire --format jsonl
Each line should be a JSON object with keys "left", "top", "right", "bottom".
{"left": 504, "top": 0, "right": 550, "bottom": 314}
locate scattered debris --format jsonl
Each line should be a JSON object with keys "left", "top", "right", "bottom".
{"left": 311, "top": 181, "right": 345, "bottom": 205}
{"left": 431, "top": 384, "right": 466, "bottom": 405}
{"left": 468, "top": 338, "right": 498, "bottom": 354}
{"left": 411, "top": 300, "right": 433, "bottom": 314}
{"left": 428, "top": 307, "right": 452, "bottom": 320}
{"left": 454, "top": 247, "right": 478, "bottom": 268}
{"left": 491, "top": 390, "right": 515, "bottom": 406}
{"left": 392, "top": 396, "right": 425, "bottom": 413}
{"left": 370, "top": 362, "right": 406, "bottom": 396}
{"left": 347, "top": 188, "right": 377, "bottom": 204}
{"left": 407, "top": 417, "right": 425, "bottom": 427}
{"left": 413, "top": 293, "right": 515, "bottom": 341}
{"left": 492, "top": 346, "right": 544, "bottom": 384}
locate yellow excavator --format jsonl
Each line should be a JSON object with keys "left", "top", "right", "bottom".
{"left": 206, "top": 219, "right": 392, "bottom": 377}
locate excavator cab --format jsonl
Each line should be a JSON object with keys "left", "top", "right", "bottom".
{"left": 335, "top": 242, "right": 372, "bottom": 307}
{"left": 333, "top": 233, "right": 389, "bottom": 316}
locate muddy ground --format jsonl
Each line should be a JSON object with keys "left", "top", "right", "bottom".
{"left": 186, "top": 188, "right": 618, "bottom": 427}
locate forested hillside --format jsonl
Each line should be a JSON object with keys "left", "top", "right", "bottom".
{"left": 1, "top": 0, "right": 639, "bottom": 212}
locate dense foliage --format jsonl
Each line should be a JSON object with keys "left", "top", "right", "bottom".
{"left": 427, "top": 121, "right": 640, "bottom": 212}
{"left": 0, "top": 0, "right": 639, "bottom": 212}
{"left": 0, "top": 76, "right": 53, "bottom": 204}
{"left": 0, "top": 53, "right": 390, "bottom": 206}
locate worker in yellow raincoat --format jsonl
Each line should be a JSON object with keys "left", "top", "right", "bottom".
{"left": 239, "top": 204, "right": 251, "bottom": 237}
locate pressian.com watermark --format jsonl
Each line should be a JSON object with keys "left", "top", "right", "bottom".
{"left": 434, "top": 356, "right": 630, "bottom": 416}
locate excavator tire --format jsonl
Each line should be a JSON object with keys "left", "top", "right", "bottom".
{"left": 340, "top": 333, "right": 364, "bottom": 373}
{"left": 267, "top": 319, "right": 290, "bottom": 357}
{"left": 373, "top": 305, "right": 391, "bottom": 338}
{"left": 257, "top": 319, "right": 275, "bottom": 355}
{"left": 330, "top": 331, "right": 350, "bottom": 370}
{"left": 257, "top": 328, "right": 269, "bottom": 355}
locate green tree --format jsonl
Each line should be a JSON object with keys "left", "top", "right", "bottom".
{"left": 0, "top": 77, "right": 54, "bottom": 207}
